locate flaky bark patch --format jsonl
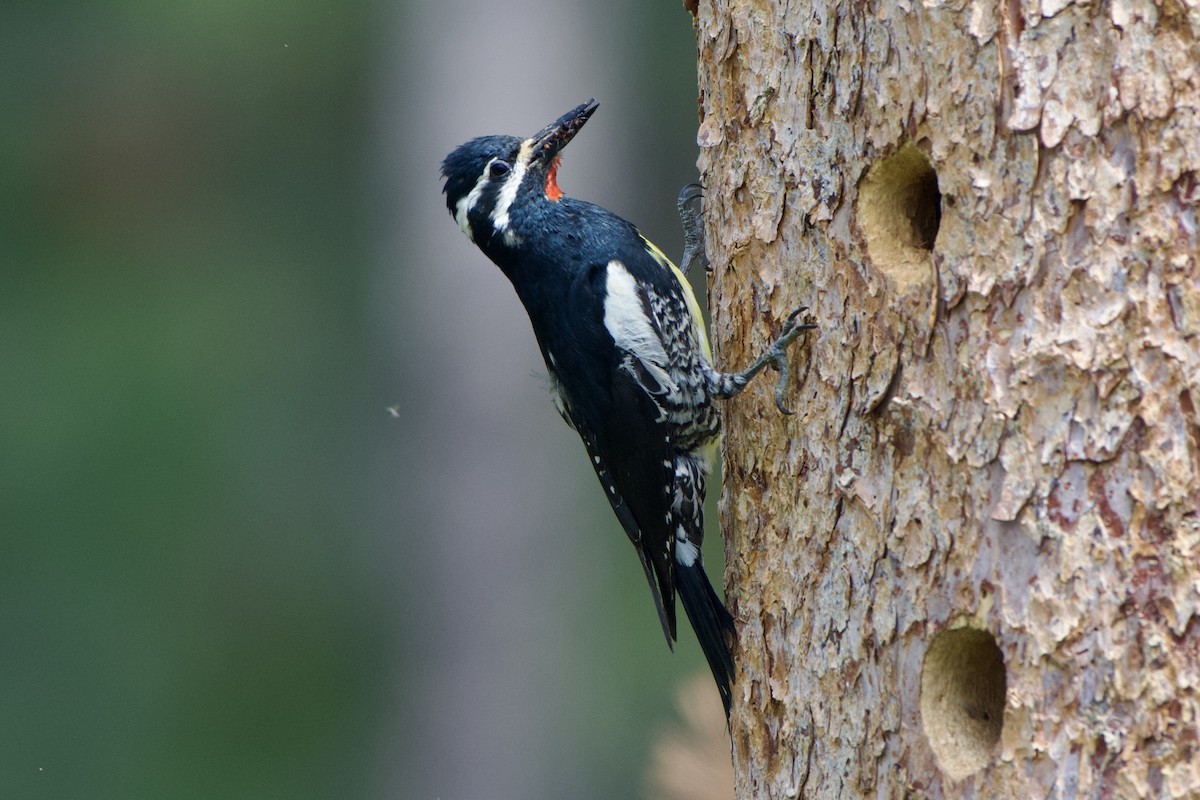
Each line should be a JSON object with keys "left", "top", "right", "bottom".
{"left": 695, "top": 0, "right": 1200, "bottom": 796}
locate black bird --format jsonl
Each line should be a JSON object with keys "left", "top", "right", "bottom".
{"left": 441, "top": 100, "right": 809, "bottom": 717}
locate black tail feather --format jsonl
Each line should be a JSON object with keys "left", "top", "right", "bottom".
{"left": 675, "top": 561, "right": 736, "bottom": 718}
{"left": 635, "top": 545, "right": 676, "bottom": 648}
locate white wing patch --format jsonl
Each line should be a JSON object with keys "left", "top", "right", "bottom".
{"left": 603, "top": 261, "right": 672, "bottom": 382}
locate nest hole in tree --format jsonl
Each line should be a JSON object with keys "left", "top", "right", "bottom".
{"left": 919, "top": 626, "right": 1007, "bottom": 781}
{"left": 856, "top": 145, "right": 941, "bottom": 290}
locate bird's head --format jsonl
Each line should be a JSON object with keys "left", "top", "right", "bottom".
{"left": 441, "top": 99, "right": 598, "bottom": 249}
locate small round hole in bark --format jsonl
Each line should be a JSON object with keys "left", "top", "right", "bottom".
{"left": 856, "top": 145, "right": 941, "bottom": 290}
{"left": 919, "top": 627, "right": 1006, "bottom": 781}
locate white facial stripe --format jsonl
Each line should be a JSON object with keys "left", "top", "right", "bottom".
{"left": 454, "top": 169, "right": 491, "bottom": 242}
{"left": 603, "top": 261, "right": 670, "bottom": 367}
{"left": 491, "top": 140, "right": 536, "bottom": 233}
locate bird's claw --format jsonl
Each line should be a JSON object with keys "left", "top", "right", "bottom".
{"left": 772, "top": 356, "right": 795, "bottom": 415}
{"left": 780, "top": 306, "right": 815, "bottom": 341}
{"left": 678, "top": 183, "right": 704, "bottom": 210}
{"left": 677, "top": 183, "right": 708, "bottom": 276}
{"left": 769, "top": 306, "right": 815, "bottom": 415}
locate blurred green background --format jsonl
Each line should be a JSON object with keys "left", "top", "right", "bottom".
{"left": 1, "top": 2, "right": 718, "bottom": 798}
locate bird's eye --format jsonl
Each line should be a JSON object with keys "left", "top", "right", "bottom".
{"left": 488, "top": 160, "right": 511, "bottom": 179}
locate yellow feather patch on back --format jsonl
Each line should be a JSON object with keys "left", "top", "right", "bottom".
{"left": 640, "top": 236, "right": 712, "bottom": 364}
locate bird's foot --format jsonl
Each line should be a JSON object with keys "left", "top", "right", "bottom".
{"left": 677, "top": 183, "right": 708, "bottom": 275}
{"left": 725, "top": 306, "right": 816, "bottom": 414}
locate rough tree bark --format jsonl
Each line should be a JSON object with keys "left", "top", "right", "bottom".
{"left": 692, "top": 0, "right": 1200, "bottom": 797}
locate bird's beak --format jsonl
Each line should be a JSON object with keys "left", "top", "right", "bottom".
{"left": 530, "top": 99, "right": 599, "bottom": 164}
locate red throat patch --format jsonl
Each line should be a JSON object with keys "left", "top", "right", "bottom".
{"left": 544, "top": 157, "right": 564, "bottom": 202}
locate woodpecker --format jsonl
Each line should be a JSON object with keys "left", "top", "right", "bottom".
{"left": 440, "top": 100, "right": 810, "bottom": 718}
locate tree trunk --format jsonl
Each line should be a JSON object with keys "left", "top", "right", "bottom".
{"left": 693, "top": 0, "right": 1200, "bottom": 796}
